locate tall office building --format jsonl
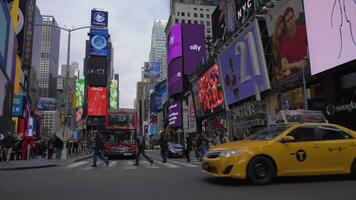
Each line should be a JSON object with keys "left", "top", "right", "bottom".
{"left": 39, "top": 15, "right": 60, "bottom": 99}
{"left": 149, "top": 19, "right": 168, "bottom": 80}
{"left": 167, "top": 0, "right": 218, "bottom": 38}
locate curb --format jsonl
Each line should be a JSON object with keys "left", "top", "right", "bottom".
{"left": 73, "top": 155, "right": 93, "bottom": 162}
{"left": 0, "top": 164, "right": 59, "bottom": 171}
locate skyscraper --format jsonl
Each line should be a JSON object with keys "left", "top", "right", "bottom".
{"left": 149, "top": 19, "right": 168, "bottom": 80}
{"left": 39, "top": 15, "right": 60, "bottom": 99}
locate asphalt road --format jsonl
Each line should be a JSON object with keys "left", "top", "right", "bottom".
{"left": 0, "top": 151, "right": 355, "bottom": 200}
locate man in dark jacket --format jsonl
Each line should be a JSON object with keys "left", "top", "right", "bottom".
{"left": 158, "top": 132, "right": 168, "bottom": 163}
{"left": 92, "top": 132, "right": 109, "bottom": 167}
{"left": 4, "top": 134, "right": 16, "bottom": 162}
{"left": 184, "top": 136, "right": 193, "bottom": 162}
{"left": 134, "top": 134, "right": 153, "bottom": 166}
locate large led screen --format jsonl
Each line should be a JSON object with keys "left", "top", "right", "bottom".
{"left": 91, "top": 10, "right": 108, "bottom": 27}
{"left": 167, "top": 24, "right": 182, "bottom": 64}
{"left": 155, "top": 79, "right": 168, "bottom": 110}
{"left": 109, "top": 79, "right": 118, "bottom": 110}
{"left": 198, "top": 64, "right": 225, "bottom": 116}
{"left": 75, "top": 79, "right": 85, "bottom": 109}
{"left": 87, "top": 87, "right": 107, "bottom": 116}
{"left": 218, "top": 20, "right": 270, "bottom": 106}
{"left": 90, "top": 29, "right": 108, "bottom": 56}
{"left": 182, "top": 24, "right": 206, "bottom": 75}
{"left": 265, "top": 0, "right": 310, "bottom": 89}
{"left": 192, "top": 79, "right": 203, "bottom": 118}
{"left": 304, "top": 0, "right": 356, "bottom": 75}
{"left": 168, "top": 57, "right": 183, "bottom": 97}
{"left": 168, "top": 101, "right": 182, "bottom": 128}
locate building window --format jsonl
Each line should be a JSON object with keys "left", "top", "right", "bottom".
{"left": 200, "top": 21, "right": 204, "bottom": 25}
{"left": 177, "top": 12, "right": 180, "bottom": 16}
{"left": 206, "top": 9, "right": 210, "bottom": 12}
{"left": 194, "top": 13, "right": 197, "bottom": 17}
{"left": 206, "top": 14, "right": 210, "bottom": 18}
{"left": 200, "top": 8, "right": 203, "bottom": 11}
{"left": 200, "top": 13, "right": 204, "bottom": 18}
{"left": 181, "top": 12, "right": 185, "bottom": 16}
{"left": 175, "top": 19, "right": 179, "bottom": 23}
{"left": 194, "top": 20, "right": 198, "bottom": 24}
{"left": 194, "top": 8, "right": 197, "bottom": 10}
{"left": 188, "top": 12, "right": 190, "bottom": 17}
{"left": 188, "top": 20, "right": 191, "bottom": 24}
{"left": 207, "top": 21, "right": 210, "bottom": 26}
{"left": 182, "top": 19, "right": 185, "bottom": 23}
{"left": 207, "top": 30, "right": 211, "bottom": 34}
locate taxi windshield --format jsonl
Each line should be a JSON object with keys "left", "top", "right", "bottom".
{"left": 244, "top": 126, "right": 289, "bottom": 141}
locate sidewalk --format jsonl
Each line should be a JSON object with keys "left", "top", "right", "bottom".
{"left": 0, "top": 154, "right": 92, "bottom": 171}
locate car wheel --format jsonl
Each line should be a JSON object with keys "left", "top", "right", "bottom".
{"left": 247, "top": 156, "right": 276, "bottom": 185}
{"left": 351, "top": 159, "right": 356, "bottom": 178}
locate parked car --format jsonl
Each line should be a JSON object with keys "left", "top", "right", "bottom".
{"left": 167, "top": 142, "right": 184, "bottom": 158}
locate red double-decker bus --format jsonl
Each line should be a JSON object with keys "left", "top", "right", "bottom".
{"left": 104, "top": 109, "right": 138, "bottom": 158}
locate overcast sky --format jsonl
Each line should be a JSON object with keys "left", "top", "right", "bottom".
{"left": 36, "top": 0, "right": 169, "bottom": 108}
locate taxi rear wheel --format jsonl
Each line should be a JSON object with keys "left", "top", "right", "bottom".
{"left": 247, "top": 156, "right": 276, "bottom": 185}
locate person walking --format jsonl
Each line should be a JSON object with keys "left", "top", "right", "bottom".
{"left": 47, "top": 139, "right": 54, "bottom": 160}
{"left": 212, "top": 132, "right": 221, "bottom": 146}
{"left": 198, "top": 134, "right": 209, "bottom": 161}
{"left": 134, "top": 134, "right": 153, "bottom": 166}
{"left": 3, "top": 133, "right": 16, "bottom": 162}
{"left": 54, "top": 137, "right": 63, "bottom": 159}
{"left": 158, "top": 132, "right": 168, "bottom": 163}
{"left": 91, "top": 132, "right": 109, "bottom": 167}
{"left": 184, "top": 136, "right": 192, "bottom": 162}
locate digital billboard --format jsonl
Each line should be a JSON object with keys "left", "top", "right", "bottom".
{"left": 155, "top": 79, "right": 168, "bottom": 111}
{"left": 182, "top": 24, "right": 206, "bottom": 75}
{"left": 235, "top": 0, "right": 256, "bottom": 31}
{"left": 91, "top": 10, "right": 108, "bottom": 27}
{"left": 167, "top": 24, "right": 182, "bottom": 64}
{"left": 90, "top": 28, "right": 108, "bottom": 57}
{"left": 87, "top": 87, "right": 107, "bottom": 116}
{"left": 75, "top": 79, "right": 84, "bottom": 109}
{"left": 265, "top": 0, "right": 310, "bottom": 89}
{"left": 218, "top": 20, "right": 270, "bottom": 106}
{"left": 304, "top": 0, "right": 356, "bottom": 75}
{"left": 168, "top": 101, "right": 182, "bottom": 128}
{"left": 12, "top": 95, "right": 24, "bottom": 116}
{"left": 143, "top": 62, "right": 161, "bottom": 78}
{"left": 37, "top": 98, "right": 57, "bottom": 110}
{"left": 188, "top": 94, "right": 197, "bottom": 133}
{"left": 198, "top": 64, "right": 225, "bottom": 116}
{"left": 86, "top": 57, "right": 108, "bottom": 87}
{"left": 109, "top": 79, "right": 118, "bottom": 110}
{"left": 168, "top": 57, "right": 183, "bottom": 97}
{"left": 192, "top": 79, "right": 203, "bottom": 118}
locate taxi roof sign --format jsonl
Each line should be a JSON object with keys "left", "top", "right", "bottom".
{"left": 274, "top": 110, "right": 327, "bottom": 125}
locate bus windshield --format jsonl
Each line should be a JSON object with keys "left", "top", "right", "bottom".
{"left": 104, "top": 130, "right": 135, "bottom": 145}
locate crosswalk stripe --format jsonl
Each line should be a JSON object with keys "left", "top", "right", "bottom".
{"left": 167, "top": 160, "right": 199, "bottom": 168}
{"left": 66, "top": 161, "right": 89, "bottom": 169}
{"left": 109, "top": 161, "right": 118, "bottom": 168}
{"left": 154, "top": 161, "right": 180, "bottom": 168}
{"left": 124, "top": 160, "right": 138, "bottom": 169}
{"left": 141, "top": 161, "right": 159, "bottom": 168}
{"left": 82, "top": 161, "right": 103, "bottom": 170}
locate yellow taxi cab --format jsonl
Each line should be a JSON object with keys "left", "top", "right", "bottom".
{"left": 202, "top": 111, "right": 356, "bottom": 185}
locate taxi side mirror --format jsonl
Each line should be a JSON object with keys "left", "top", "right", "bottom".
{"left": 280, "top": 136, "right": 295, "bottom": 143}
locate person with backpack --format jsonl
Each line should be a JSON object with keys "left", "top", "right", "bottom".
{"left": 134, "top": 133, "right": 153, "bottom": 166}
{"left": 91, "top": 131, "right": 109, "bottom": 167}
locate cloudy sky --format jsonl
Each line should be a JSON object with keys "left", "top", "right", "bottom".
{"left": 36, "top": 0, "right": 169, "bottom": 108}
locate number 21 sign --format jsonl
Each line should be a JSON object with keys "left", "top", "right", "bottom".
{"left": 218, "top": 19, "right": 270, "bottom": 106}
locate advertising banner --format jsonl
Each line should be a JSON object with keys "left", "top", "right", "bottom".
{"left": 182, "top": 24, "right": 206, "bottom": 75}
{"left": 265, "top": 0, "right": 310, "bottom": 89}
{"left": 25, "top": 117, "right": 33, "bottom": 137}
{"left": 150, "top": 92, "right": 160, "bottom": 113}
{"left": 168, "top": 57, "right": 183, "bottom": 97}
{"left": 192, "top": 79, "right": 203, "bottom": 118}
{"left": 235, "top": 0, "right": 255, "bottom": 31}
{"left": 22, "top": 0, "right": 35, "bottom": 70}
{"left": 218, "top": 20, "right": 270, "bottom": 106}
{"left": 219, "top": 0, "right": 237, "bottom": 33}
{"left": 304, "top": 0, "right": 356, "bottom": 75}
{"left": 188, "top": 94, "right": 197, "bottom": 133}
{"left": 109, "top": 79, "right": 118, "bottom": 110}
{"left": 143, "top": 62, "right": 161, "bottom": 78}
{"left": 155, "top": 79, "right": 167, "bottom": 110}
{"left": 91, "top": 10, "right": 108, "bottom": 27}
{"left": 37, "top": 97, "right": 57, "bottom": 110}
{"left": 167, "top": 24, "right": 182, "bottom": 64}
{"left": 168, "top": 101, "right": 182, "bottom": 128}
{"left": 198, "top": 64, "right": 225, "bottom": 116}
{"left": 90, "top": 28, "right": 108, "bottom": 56}
{"left": 75, "top": 79, "right": 84, "bottom": 109}
{"left": 12, "top": 95, "right": 24, "bottom": 116}
{"left": 87, "top": 87, "right": 107, "bottom": 116}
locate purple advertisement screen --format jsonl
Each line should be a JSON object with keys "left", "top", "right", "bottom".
{"left": 182, "top": 24, "right": 206, "bottom": 75}
{"left": 218, "top": 20, "right": 270, "bottom": 106}
{"left": 168, "top": 101, "right": 182, "bottom": 128}
{"left": 167, "top": 24, "right": 182, "bottom": 64}
{"left": 168, "top": 57, "right": 183, "bottom": 97}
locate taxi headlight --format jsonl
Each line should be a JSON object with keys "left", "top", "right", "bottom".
{"left": 219, "top": 150, "right": 243, "bottom": 158}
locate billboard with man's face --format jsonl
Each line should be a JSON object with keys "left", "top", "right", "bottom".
{"left": 265, "top": 0, "right": 310, "bottom": 90}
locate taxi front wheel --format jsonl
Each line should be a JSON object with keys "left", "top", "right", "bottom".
{"left": 247, "top": 156, "right": 276, "bottom": 185}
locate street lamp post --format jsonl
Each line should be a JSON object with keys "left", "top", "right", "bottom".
{"left": 35, "top": 24, "right": 91, "bottom": 158}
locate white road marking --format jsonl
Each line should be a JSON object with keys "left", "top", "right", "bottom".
{"left": 142, "top": 160, "right": 159, "bottom": 168}
{"left": 66, "top": 161, "right": 89, "bottom": 169}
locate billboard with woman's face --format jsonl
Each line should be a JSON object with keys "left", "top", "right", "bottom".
{"left": 198, "top": 64, "right": 225, "bottom": 116}
{"left": 266, "top": 0, "right": 310, "bottom": 90}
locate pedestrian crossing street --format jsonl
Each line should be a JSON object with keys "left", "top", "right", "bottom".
{"left": 64, "top": 158, "right": 202, "bottom": 171}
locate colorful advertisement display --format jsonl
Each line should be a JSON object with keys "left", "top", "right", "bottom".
{"left": 150, "top": 92, "right": 160, "bottom": 113}
{"left": 155, "top": 79, "right": 167, "bottom": 111}
{"left": 192, "top": 79, "right": 203, "bottom": 118}
{"left": 90, "top": 28, "right": 108, "bottom": 56}
{"left": 182, "top": 24, "right": 206, "bottom": 75}
{"left": 266, "top": 0, "right": 310, "bottom": 89}
{"left": 91, "top": 10, "right": 108, "bottom": 27}
{"left": 198, "top": 64, "right": 225, "bottom": 116}
{"left": 149, "top": 112, "right": 158, "bottom": 136}
{"left": 167, "top": 24, "right": 182, "bottom": 64}
{"left": 219, "top": 0, "right": 237, "bottom": 33}
{"left": 37, "top": 98, "right": 57, "bottom": 110}
{"left": 304, "top": 0, "right": 356, "bottom": 75}
{"left": 143, "top": 62, "right": 161, "bottom": 78}
{"left": 188, "top": 94, "right": 197, "bottom": 133}
{"left": 87, "top": 87, "right": 107, "bottom": 116}
{"left": 12, "top": 95, "right": 24, "bottom": 116}
{"left": 235, "top": 0, "right": 256, "bottom": 31}
{"left": 168, "top": 57, "right": 183, "bottom": 97}
{"left": 109, "top": 79, "right": 118, "bottom": 110}
{"left": 218, "top": 20, "right": 270, "bottom": 106}
{"left": 168, "top": 101, "right": 182, "bottom": 128}
{"left": 75, "top": 79, "right": 85, "bottom": 109}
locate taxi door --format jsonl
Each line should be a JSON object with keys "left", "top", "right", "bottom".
{"left": 277, "top": 126, "right": 324, "bottom": 175}
{"left": 317, "top": 125, "right": 356, "bottom": 173}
